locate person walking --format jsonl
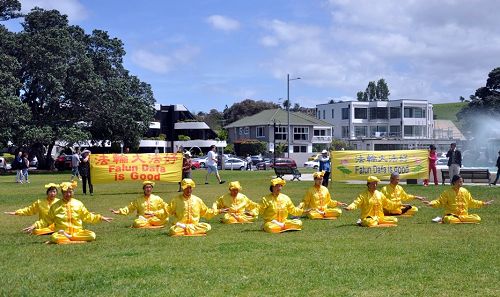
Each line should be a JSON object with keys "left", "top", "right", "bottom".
{"left": 204, "top": 145, "right": 225, "bottom": 184}
{"left": 15, "top": 152, "right": 23, "bottom": 183}
{"left": 446, "top": 143, "right": 462, "bottom": 184}
{"left": 71, "top": 149, "right": 81, "bottom": 181}
{"left": 318, "top": 150, "right": 331, "bottom": 187}
{"left": 245, "top": 154, "right": 252, "bottom": 171}
{"left": 21, "top": 152, "right": 29, "bottom": 184}
{"left": 490, "top": 150, "right": 500, "bottom": 186}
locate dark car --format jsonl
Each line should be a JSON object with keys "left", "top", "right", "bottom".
{"left": 55, "top": 154, "right": 73, "bottom": 171}
{"left": 250, "top": 155, "right": 263, "bottom": 165}
{"left": 256, "top": 158, "right": 297, "bottom": 170}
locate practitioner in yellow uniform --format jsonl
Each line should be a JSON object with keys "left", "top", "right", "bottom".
{"left": 423, "top": 175, "right": 493, "bottom": 224}
{"left": 110, "top": 181, "right": 166, "bottom": 228}
{"left": 381, "top": 172, "right": 426, "bottom": 216}
{"left": 300, "top": 171, "right": 345, "bottom": 219}
{"left": 345, "top": 176, "right": 401, "bottom": 227}
{"left": 259, "top": 178, "right": 303, "bottom": 233}
{"left": 24, "top": 181, "right": 113, "bottom": 244}
{"left": 166, "top": 178, "right": 218, "bottom": 236}
{"left": 5, "top": 183, "right": 60, "bottom": 235}
{"left": 216, "top": 181, "right": 258, "bottom": 224}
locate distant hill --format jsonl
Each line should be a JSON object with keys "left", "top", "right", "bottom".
{"left": 433, "top": 102, "right": 467, "bottom": 129}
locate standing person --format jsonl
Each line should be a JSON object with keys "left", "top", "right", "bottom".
{"left": 79, "top": 149, "right": 93, "bottom": 195}
{"left": 344, "top": 176, "right": 401, "bottom": 227}
{"left": 424, "top": 145, "right": 439, "bottom": 186}
{"left": 318, "top": 150, "right": 331, "bottom": 187}
{"left": 204, "top": 145, "right": 225, "bottom": 184}
{"left": 24, "top": 181, "right": 113, "bottom": 244}
{"left": 446, "top": 143, "right": 462, "bottom": 184}
{"left": 5, "top": 183, "right": 60, "bottom": 235}
{"left": 245, "top": 154, "right": 252, "bottom": 171}
{"left": 178, "top": 151, "right": 192, "bottom": 192}
{"left": 423, "top": 175, "right": 493, "bottom": 224}
{"left": 20, "top": 152, "right": 29, "bottom": 184}
{"left": 14, "top": 151, "right": 23, "bottom": 183}
{"left": 70, "top": 149, "right": 81, "bottom": 181}
{"left": 490, "top": 150, "right": 500, "bottom": 186}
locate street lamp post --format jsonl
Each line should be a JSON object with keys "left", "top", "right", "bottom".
{"left": 287, "top": 73, "right": 301, "bottom": 158}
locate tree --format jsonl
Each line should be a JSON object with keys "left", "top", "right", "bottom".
{"left": 223, "top": 99, "right": 279, "bottom": 124}
{"left": 457, "top": 67, "right": 500, "bottom": 134}
{"left": 357, "top": 78, "right": 390, "bottom": 101}
{"left": 376, "top": 79, "right": 390, "bottom": 101}
{"left": 0, "top": 0, "right": 22, "bottom": 21}
{"left": 356, "top": 91, "right": 365, "bottom": 101}
{"left": 366, "top": 81, "right": 376, "bottom": 101}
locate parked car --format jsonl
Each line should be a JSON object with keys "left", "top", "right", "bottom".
{"left": 223, "top": 158, "right": 247, "bottom": 170}
{"left": 304, "top": 160, "right": 319, "bottom": 169}
{"left": 436, "top": 157, "right": 448, "bottom": 170}
{"left": 250, "top": 155, "right": 263, "bottom": 165}
{"left": 191, "top": 160, "right": 201, "bottom": 170}
{"left": 0, "top": 157, "right": 11, "bottom": 174}
{"left": 256, "top": 158, "right": 297, "bottom": 170}
{"left": 192, "top": 156, "right": 208, "bottom": 168}
{"left": 55, "top": 154, "right": 73, "bottom": 171}
{"left": 308, "top": 153, "right": 321, "bottom": 161}
{"left": 255, "top": 158, "right": 272, "bottom": 170}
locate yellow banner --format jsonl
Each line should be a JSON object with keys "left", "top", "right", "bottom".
{"left": 90, "top": 153, "right": 183, "bottom": 184}
{"left": 331, "top": 150, "right": 428, "bottom": 181}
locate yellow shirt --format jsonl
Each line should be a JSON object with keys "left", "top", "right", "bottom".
{"left": 381, "top": 184, "right": 415, "bottom": 203}
{"left": 117, "top": 194, "right": 165, "bottom": 217}
{"left": 216, "top": 193, "right": 258, "bottom": 216}
{"left": 259, "top": 193, "right": 303, "bottom": 223}
{"left": 429, "top": 187, "right": 485, "bottom": 216}
{"left": 34, "top": 198, "right": 103, "bottom": 233}
{"left": 15, "top": 197, "right": 59, "bottom": 222}
{"left": 347, "top": 189, "right": 400, "bottom": 219}
{"left": 301, "top": 185, "right": 338, "bottom": 211}
{"left": 166, "top": 194, "right": 217, "bottom": 224}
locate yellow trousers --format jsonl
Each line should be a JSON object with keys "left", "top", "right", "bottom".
{"left": 361, "top": 216, "right": 398, "bottom": 227}
{"left": 169, "top": 222, "right": 211, "bottom": 236}
{"left": 308, "top": 208, "right": 342, "bottom": 219}
{"left": 221, "top": 213, "right": 256, "bottom": 224}
{"left": 385, "top": 206, "right": 418, "bottom": 216}
{"left": 32, "top": 224, "right": 55, "bottom": 235}
{"left": 443, "top": 214, "right": 481, "bottom": 224}
{"left": 50, "top": 229, "right": 96, "bottom": 244}
{"left": 132, "top": 216, "right": 165, "bottom": 228}
{"left": 263, "top": 219, "right": 302, "bottom": 233}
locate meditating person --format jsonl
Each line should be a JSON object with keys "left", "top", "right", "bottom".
{"left": 300, "top": 171, "right": 345, "bottom": 219}
{"left": 24, "top": 181, "right": 112, "bottom": 244}
{"left": 166, "top": 178, "right": 218, "bottom": 236}
{"left": 215, "top": 181, "right": 258, "bottom": 224}
{"left": 344, "top": 176, "right": 401, "bottom": 227}
{"left": 259, "top": 178, "right": 303, "bottom": 233}
{"left": 110, "top": 181, "right": 166, "bottom": 228}
{"left": 381, "top": 172, "right": 426, "bottom": 216}
{"left": 423, "top": 175, "right": 493, "bottom": 224}
{"left": 5, "top": 183, "right": 60, "bottom": 235}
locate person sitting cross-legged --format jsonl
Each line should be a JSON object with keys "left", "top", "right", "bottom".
{"left": 110, "top": 181, "right": 166, "bottom": 228}
{"left": 344, "top": 176, "right": 401, "bottom": 227}
{"left": 299, "top": 171, "right": 346, "bottom": 220}
{"left": 381, "top": 172, "right": 426, "bottom": 216}
{"left": 216, "top": 181, "right": 259, "bottom": 224}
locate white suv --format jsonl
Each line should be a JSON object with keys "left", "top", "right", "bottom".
{"left": 0, "top": 157, "right": 12, "bottom": 174}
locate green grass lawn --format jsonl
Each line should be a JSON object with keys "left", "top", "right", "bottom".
{"left": 433, "top": 102, "right": 467, "bottom": 129}
{"left": 1, "top": 170, "right": 498, "bottom": 297}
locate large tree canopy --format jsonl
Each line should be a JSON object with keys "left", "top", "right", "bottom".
{"left": 223, "top": 99, "right": 279, "bottom": 124}
{"left": 357, "top": 78, "right": 390, "bottom": 101}
{"left": 0, "top": 4, "right": 155, "bottom": 167}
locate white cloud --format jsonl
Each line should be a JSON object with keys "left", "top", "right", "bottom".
{"left": 260, "top": 0, "right": 500, "bottom": 103}
{"left": 131, "top": 46, "right": 200, "bottom": 74}
{"left": 206, "top": 15, "right": 240, "bottom": 32}
{"left": 20, "top": 0, "right": 88, "bottom": 21}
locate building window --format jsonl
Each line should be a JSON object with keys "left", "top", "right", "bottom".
{"left": 331, "top": 109, "right": 334, "bottom": 118}
{"left": 275, "top": 126, "right": 287, "bottom": 140}
{"left": 404, "top": 107, "right": 426, "bottom": 118}
{"left": 342, "top": 126, "right": 350, "bottom": 138}
{"left": 322, "top": 110, "right": 325, "bottom": 119}
{"left": 369, "top": 107, "right": 388, "bottom": 119}
{"left": 370, "top": 126, "right": 388, "bottom": 137}
{"left": 354, "top": 108, "right": 368, "bottom": 119}
{"left": 239, "top": 128, "right": 244, "bottom": 135}
{"left": 390, "top": 107, "right": 401, "bottom": 119}
{"left": 314, "top": 129, "right": 326, "bottom": 136}
{"left": 256, "top": 126, "right": 265, "bottom": 138}
{"left": 390, "top": 125, "right": 401, "bottom": 137}
{"left": 341, "top": 107, "right": 349, "bottom": 119}
{"left": 404, "top": 125, "right": 424, "bottom": 137}
{"left": 354, "top": 126, "right": 368, "bottom": 137}
{"left": 244, "top": 127, "right": 249, "bottom": 135}
{"left": 317, "top": 110, "right": 320, "bottom": 119}
{"left": 293, "top": 145, "right": 307, "bottom": 153}
{"left": 293, "top": 127, "right": 309, "bottom": 140}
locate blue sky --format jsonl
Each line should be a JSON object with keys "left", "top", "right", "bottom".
{"left": 6, "top": 0, "right": 500, "bottom": 113}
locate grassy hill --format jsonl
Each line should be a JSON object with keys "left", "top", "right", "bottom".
{"left": 432, "top": 102, "right": 467, "bottom": 128}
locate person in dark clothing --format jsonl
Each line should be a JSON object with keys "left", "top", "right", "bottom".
{"left": 446, "top": 143, "right": 462, "bottom": 184}
{"left": 490, "top": 150, "right": 500, "bottom": 186}
{"left": 178, "top": 151, "right": 193, "bottom": 192}
{"left": 79, "top": 150, "right": 93, "bottom": 195}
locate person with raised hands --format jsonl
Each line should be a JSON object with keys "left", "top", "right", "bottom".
{"left": 5, "top": 183, "right": 60, "bottom": 235}
{"left": 215, "top": 181, "right": 258, "bottom": 224}
{"left": 422, "top": 175, "right": 493, "bottom": 224}
{"left": 24, "top": 181, "right": 112, "bottom": 244}
{"left": 258, "top": 178, "right": 303, "bottom": 233}
{"left": 166, "top": 178, "right": 219, "bottom": 236}
{"left": 344, "top": 176, "right": 401, "bottom": 227}
{"left": 300, "top": 171, "right": 345, "bottom": 220}
{"left": 110, "top": 181, "right": 166, "bottom": 228}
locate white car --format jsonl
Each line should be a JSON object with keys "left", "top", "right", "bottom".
{"left": 223, "top": 158, "right": 247, "bottom": 170}
{"left": 304, "top": 160, "right": 319, "bottom": 169}
{"left": 436, "top": 157, "right": 448, "bottom": 170}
